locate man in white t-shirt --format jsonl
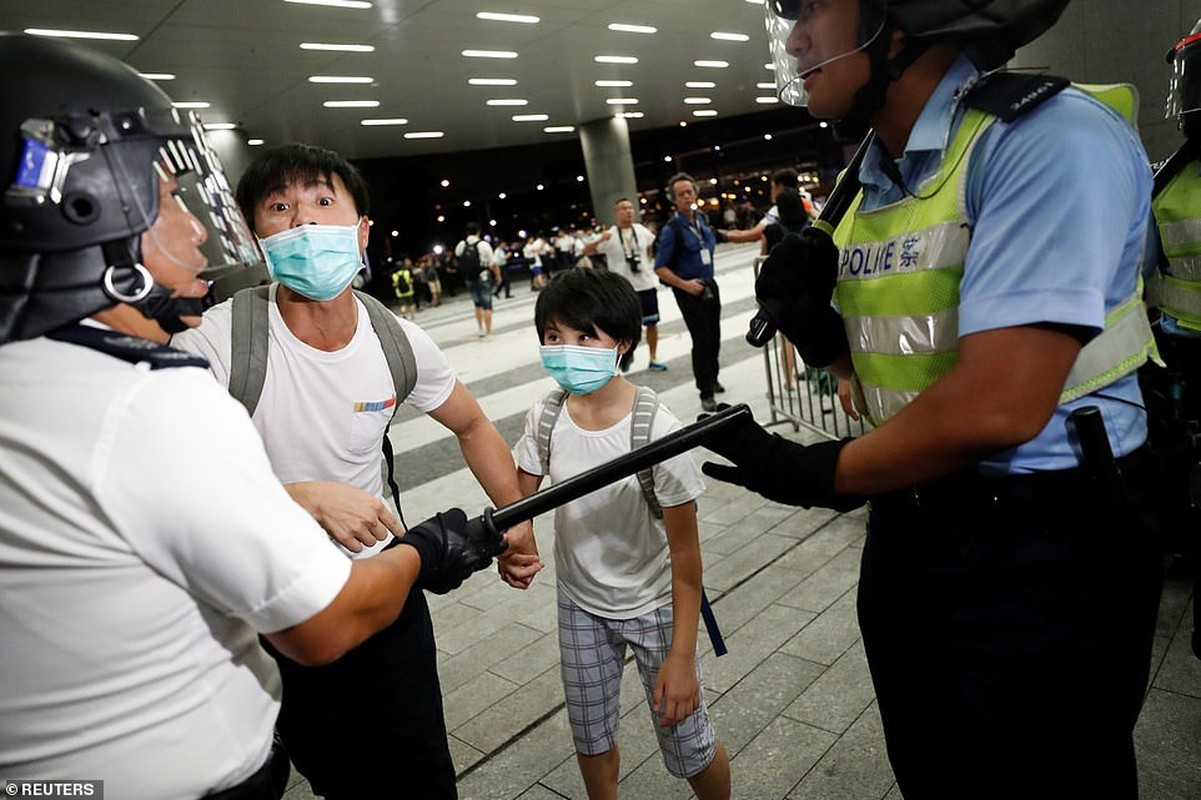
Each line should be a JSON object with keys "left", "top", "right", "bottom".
{"left": 583, "top": 198, "right": 667, "bottom": 371}
{"left": 0, "top": 36, "right": 503, "bottom": 800}
{"left": 173, "top": 144, "right": 541, "bottom": 799}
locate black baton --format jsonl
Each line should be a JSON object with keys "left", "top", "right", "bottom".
{"left": 483, "top": 403, "right": 752, "bottom": 657}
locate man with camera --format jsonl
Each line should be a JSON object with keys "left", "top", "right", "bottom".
{"left": 583, "top": 197, "right": 667, "bottom": 372}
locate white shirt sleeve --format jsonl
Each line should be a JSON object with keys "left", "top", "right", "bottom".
{"left": 94, "top": 369, "right": 351, "bottom": 634}
{"left": 648, "top": 406, "right": 706, "bottom": 508}
{"left": 513, "top": 402, "right": 544, "bottom": 476}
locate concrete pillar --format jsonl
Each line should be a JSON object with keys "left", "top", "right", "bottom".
{"left": 579, "top": 116, "right": 638, "bottom": 226}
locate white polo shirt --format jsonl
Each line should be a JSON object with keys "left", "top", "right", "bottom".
{"left": 0, "top": 329, "right": 351, "bottom": 799}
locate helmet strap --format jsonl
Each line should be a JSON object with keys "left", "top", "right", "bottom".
{"left": 101, "top": 239, "right": 207, "bottom": 334}
{"left": 835, "top": 36, "right": 930, "bottom": 140}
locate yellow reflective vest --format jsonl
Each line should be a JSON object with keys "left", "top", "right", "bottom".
{"left": 832, "top": 85, "right": 1156, "bottom": 427}
{"left": 1150, "top": 160, "right": 1201, "bottom": 332}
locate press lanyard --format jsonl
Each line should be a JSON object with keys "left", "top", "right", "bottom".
{"left": 618, "top": 226, "right": 638, "bottom": 258}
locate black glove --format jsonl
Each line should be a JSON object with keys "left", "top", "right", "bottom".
{"left": 399, "top": 508, "right": 509, "bottom": 595}
{"left": 757, "top": 227, "right": 840, "bottom": 308}
{"left": 755, "top": 228, "right": 848, "bottom": 368}
{"left": 699, "top": 411, "right": 864, "bottom": 512}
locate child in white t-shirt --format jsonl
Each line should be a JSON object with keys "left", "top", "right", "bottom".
{"left": 514, "top": 269, "right": 730, "bottom": 800}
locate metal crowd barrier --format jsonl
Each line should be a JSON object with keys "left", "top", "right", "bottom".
{"left": 751, "top": 257, "right": 867, "bottom": 440}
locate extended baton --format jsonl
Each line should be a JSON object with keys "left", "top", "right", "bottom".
{"left": 482, "top": 402, "right": 751, "bottom": 657}
{"left": 746, "top": 132, "right": 876, "bottom": 348}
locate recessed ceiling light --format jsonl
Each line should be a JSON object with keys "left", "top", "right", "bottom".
{"left": 309, "top": 75, "right": 374, "bottom": 83}
{"left": 684, "top": 97, "right": 711, "bottom": 105}
{"left": 463, "top": 200, "right": 472, "bottom": 207}
{"left": 608, "top": 23, "right": 657, "bottom": 34}
{"left": 663, "top": 156, "right": 673, "bottom": 162}
{"left": 512, "top": 114, "right": 549, "bottom": 122}
{"left": 172, "top": 102, "right": 211, "bottom": 109}
{"left": 757, "top": 82, "right": 776, "bottom": 90}
{"left": 300, "top": 42, "right": 375, "bottom": 52}
{"left": 498, "top": 192, "right": 507, "bottom": 199}
{"left": 285, "top": 0, "right": 372, "bottom": 8}
{"left": 360, "top": 118, "right": 409, "bottom": 126}
{"left": 486, "top": 99, "right": 528, "bottom": 106}
{"left": 694, "top": 60, "right": 729, "bottom": 69}
{"left": 693, "top": 110, "right": 718, "bottom": 118}
{"left": 617, "top": 112, "right": 644, "bottom": 119}
{"left": 543, "top": 126, "right": 575, "bottom": 133}
{"left": 606, "top": 98, "right": 639, "bottom": 105}
{"left": 679, "top": 122, "right": 687, "bottom": 127}
{"left": 595, "top": 80, "right": 633, "bottom": 88}
{"left": 764, "top": 62, "right": 774, "bottom": 70}
{"left": 745, "top": 0, "right": 765, "bottom": 4}
{"left": 469, "top": 78, "right": 517, "bottom": 86}
{"left": 576, "top": 175, "right": 585, "bottom": 182}
{"left": 685, "top": 81, "right": 716, "bottom": 89}
{"left": 247, "top": 139, "right": 265, "bottom": 146}
{"left": 476, "top": 11, "right": 540, "bottom": 23}
{"left": 764, "top": 133, "right": 773, "bottom": 140}
{"left": 711, "top": 32, "right": 750, "bottom": 42}
{"left": 24, "top": 28, "right": 138, "bottom": 41}
{"left": 323, "top": 100, "right": 380, "bottom": 108}
{"left": 441, "top": 179, "right": 450, "bottom": 187}
{"left": 404, "top": 131, "right": 444, "bottom": 139}
{"left": 755, "top": 96, "right": 779, "bottom": 104}
{"left": 819, "top": 121, "right": 829, "bottom": 128}
{"left": 203, "top": 123, "right": 238, "bottom": 131}
{"left": 138, "top": 73, "right": 176, "bottom": 81}
{"left": 462, "top": 49, "right": 518, "bottom": 59}
{"left": 536, "top": 184, "right": 545, "bottom": 190}
{"left": 594, "top": 55, "right": 638, "bottom": 65}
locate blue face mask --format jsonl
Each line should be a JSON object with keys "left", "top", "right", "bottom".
{"left": 259, "top": 222, "right": 364, "bottom": 301}
{"left": 540, "top": 344, "right": 621, "bottom": 395}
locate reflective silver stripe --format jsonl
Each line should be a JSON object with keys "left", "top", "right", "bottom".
{"left": 1158, "top": 216, "right": 1201, "bottom": 251}
{"left": 857, "top": 380, "right": 920, "bottom": 425}
{"left": 1153, "top": 277, "right": 1201, "bottom": 320}
{"left": 1165, "top": 253, "right": 1201, "bottom": 282}
{"left": 838, "top": 221, "right": 969, "bottom": 282}
{"left": 1059, "top": 295, "right": 1155, "bottom": 402}
{"left": 844, "top": 308, "right": 959, "bottom": 355}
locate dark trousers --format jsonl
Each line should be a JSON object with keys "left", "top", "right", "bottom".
{"left": 671, "top": 279, "right": 722, "bottom": 397}
{"left": 265, "top": 590, "right": 457, "bottom": 799}
{"left": 858, "top": 455, "right": 1163, "bottom": 800}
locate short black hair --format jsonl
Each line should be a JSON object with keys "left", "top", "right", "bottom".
{"left": 465, "top": 221, "right": 481, "bottom": 236}
{"left": 771, "top": 168, "right": 799, "bottom": 189}
{"left": 534, "top": 269, "right": 642, "bottom": 371}
{"left": 235, "top": 142, "right": 370, "bottom": 233}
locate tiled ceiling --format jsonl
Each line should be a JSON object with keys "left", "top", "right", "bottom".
{"left": 1, "top": 0, "right": 784, "bottom": 159}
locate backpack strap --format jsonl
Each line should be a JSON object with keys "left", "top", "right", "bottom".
{"left": 630, "top": 385, "right": 663, "bottom": 520}
{"left": 354, "top": 289, "right": 417, "bottom": 418}
{"left": 536, "top": 387, "right": 568, "bottom": 475}
{"left": 228, "top": 285, "right": 272, "bottom": 417}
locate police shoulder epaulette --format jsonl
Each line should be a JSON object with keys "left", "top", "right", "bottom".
{"left": 961, "top": 72, "right": 1070, "bottom": 123}
{"left": 46, "top": 324, "right": 210, "bottom": 370}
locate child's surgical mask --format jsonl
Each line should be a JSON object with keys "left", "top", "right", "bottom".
{"left": 539, "top": 343, "right": 621, "bottom": 395}
{"left": 259, "top": 222, "right": 363, "bottom": 301}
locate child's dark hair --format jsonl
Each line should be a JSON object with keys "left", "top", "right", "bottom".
{"left": 535, "top": 269, "right": 642, "bottom": 371}
{"left": 235, "top": 142, "right": 370, "bottom": 232}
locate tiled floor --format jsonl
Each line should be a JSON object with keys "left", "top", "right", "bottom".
{"left": 283, "top": 247, "right": 1201, "bottom": 799}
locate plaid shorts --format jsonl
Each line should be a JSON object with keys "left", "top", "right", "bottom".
{"left": 556, "top": 587, "right": 717, "bottom": 778}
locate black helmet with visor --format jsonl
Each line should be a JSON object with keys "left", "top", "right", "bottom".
{"left": 1167, "top": 17, "right": 1201, "bottom": 140}
{"left": 0, "top": 32, "right": 260, "bottom": 344}
{"left": 765, "top": 0, "right": 1070, "bottom": 130}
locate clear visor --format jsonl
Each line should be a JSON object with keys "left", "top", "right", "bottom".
{"left": 1166, "top": 33, "right": 1201, "bottom": 120}
{"left": 115, "top": 110, "right": 261, "bottom": 281}
{"left": 764, "top": 0, "right": 888, "bottom": 107}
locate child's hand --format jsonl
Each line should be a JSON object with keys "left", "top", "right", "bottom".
{"left": 497, "top": 521, "right": 544, "bottom": 589}
{"left": 653, "top": 652, "right": 701, "bottom": 728}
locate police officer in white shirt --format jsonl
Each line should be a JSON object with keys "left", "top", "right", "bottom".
{"left": 0, "top": 33, "right": 505, "bottom": 800}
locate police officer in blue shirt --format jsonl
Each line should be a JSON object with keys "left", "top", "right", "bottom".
{"left": 654, "top": 172, "right": 723, "bottom": 411}
{"left": 702, "top": 1, "right": 1163, "bottom": 798}
{"left": 1148, "top": 18, "right": 1201, "bottom": 660}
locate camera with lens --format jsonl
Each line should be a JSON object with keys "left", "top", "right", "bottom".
{"left": 626, "top": 252, "right": 641, "bottom": 273}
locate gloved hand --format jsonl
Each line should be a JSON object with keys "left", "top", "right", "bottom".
{"left": 699, "top": 410, "right": 865, "bottom": 512}
{"left": 756, "top": 228, "right": 848, "bottom": 368}
{"left": 399, "top": 508, "right": 509, "bottom": 595}
{"left": 757, "top": 228, "right": 840, "bottom": 308}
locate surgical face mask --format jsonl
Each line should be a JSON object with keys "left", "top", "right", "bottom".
{"left": 259, "top": 222, "right": 364, "bottom": 301}
{"left": 540, "top": 343, "right": 621, "bottom": 395}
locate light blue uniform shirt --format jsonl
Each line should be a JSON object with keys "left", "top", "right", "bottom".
{"left": 856, "top": 56, "right": 1152, "bottom": 474}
